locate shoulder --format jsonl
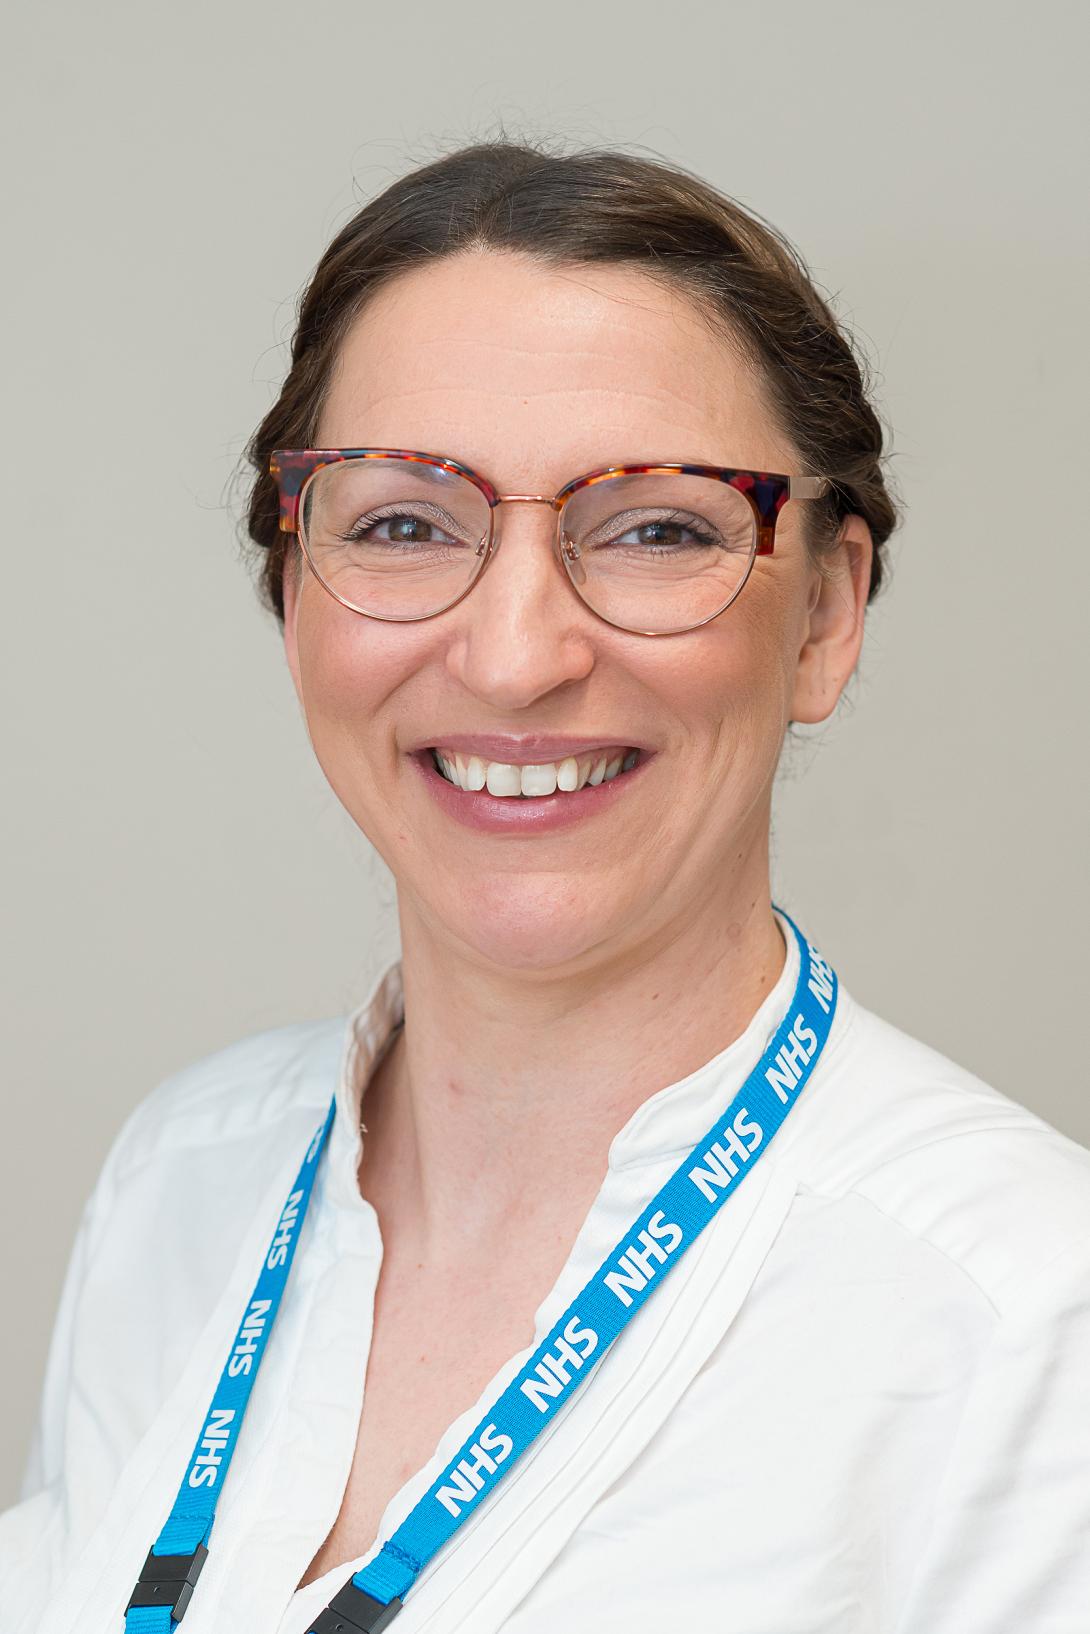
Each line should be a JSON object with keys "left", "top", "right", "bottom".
{"left": 73, "top": 1011, "right": 353, "bottom": 1288}
{"left": 103, "top": 1013, "right": 350, "bottom": 1184}
{"left": 70, "top": 1011, "right": 352, "bottom": 1377}
{"left": 10, "top": 1013, "right": 355, "bottom": 1540}
{"left": 795, "top": 987, "right": 1090, "bottom": 1316}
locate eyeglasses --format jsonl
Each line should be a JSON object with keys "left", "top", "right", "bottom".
{"left": 270, "top": 449, "right": 831, "bottom": 637}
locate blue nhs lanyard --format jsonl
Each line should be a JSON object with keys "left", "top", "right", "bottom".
{"left": 123, "top": 911, "right": 837, "bottom": 1632}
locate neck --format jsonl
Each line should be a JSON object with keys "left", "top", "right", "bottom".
{"left": 358, "top": 868, "right": 786, "bottom": 1257}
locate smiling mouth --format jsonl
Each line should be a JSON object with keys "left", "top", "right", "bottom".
{"left": 428, "top": 746, "right": 642, "bottom": 798}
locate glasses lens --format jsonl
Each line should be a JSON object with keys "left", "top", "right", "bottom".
{"left": 561, "top": 472, "right": 757, "bottom": 633}
{"left": 299, "top": 458, "right": 491, "bottom": 619}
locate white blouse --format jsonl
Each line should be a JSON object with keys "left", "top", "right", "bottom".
{"left": 3, "top": 912, "right": 1090, "bottom": 1633}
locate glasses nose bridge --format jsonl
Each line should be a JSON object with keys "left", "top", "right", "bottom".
{"left": 482, "top": 490, "right": 585, "bottom": 595}
{"left": 487, "top": 490, "right": 567, "bottom": 551}
{"left": 492, "top": 491, "right": 563, "bottom": 514}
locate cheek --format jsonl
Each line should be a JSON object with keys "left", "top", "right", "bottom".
{"left": 292, "top": 593, "right": 419, "bottom": 783}
{"left": 654, "top": 577, "right": 798, "bottom": 761}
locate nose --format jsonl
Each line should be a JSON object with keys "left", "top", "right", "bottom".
{"left": 444, "top": 496, "right": 597, "bottom": 709}
{"left": 485, "top": 494, "right": 589, "bottom": 588}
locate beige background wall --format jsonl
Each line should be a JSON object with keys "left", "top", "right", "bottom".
{"left": 2, "top": 0, "right": 1087, "bottom": 1505}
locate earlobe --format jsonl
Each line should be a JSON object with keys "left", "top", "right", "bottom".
{"left": 789, "top": 515, "right": 873, "bottom": 726}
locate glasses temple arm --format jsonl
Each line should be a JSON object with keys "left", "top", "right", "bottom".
{"left": 788, "top": 475, "right": 832, "bottom": 501}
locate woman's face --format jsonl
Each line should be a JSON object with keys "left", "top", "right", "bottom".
{"left": 283, "top": 251, "right": 870, "bottom": 973}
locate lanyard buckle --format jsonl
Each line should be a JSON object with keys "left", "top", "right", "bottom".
{"left": 124, "top": 1543, "right": 209, "bottom": 1622}
{"left": 308, "top": 1581, "right": 403, "bottom": 1633}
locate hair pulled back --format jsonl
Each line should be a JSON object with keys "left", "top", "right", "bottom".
{"left": 243, "top": 137, "right": 900, "bottom": 623}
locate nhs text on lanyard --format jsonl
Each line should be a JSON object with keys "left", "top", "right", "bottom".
{"left": 123, "top": 912, "right": 837, "bottom": 1633}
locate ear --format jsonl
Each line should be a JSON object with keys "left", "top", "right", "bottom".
{"left": 790, "top": 514, "right": 873, "bottom": 724}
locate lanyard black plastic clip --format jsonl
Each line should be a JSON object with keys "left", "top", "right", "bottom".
{"left": 124, "top": 1543, "right": 209, "bottom": 1622}
{"left": 308, "top": 1579, "right": 403, "bottom": 1633}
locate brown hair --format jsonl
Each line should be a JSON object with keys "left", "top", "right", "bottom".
{"left": 242, "top": 137, "right": 900, "bottom": 623}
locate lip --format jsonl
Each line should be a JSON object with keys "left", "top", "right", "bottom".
{"left": 403, "top": 732, "right": 654, "bottom": 764}
{"left": 409, "top": 745, "right": 653, "bottom": 834}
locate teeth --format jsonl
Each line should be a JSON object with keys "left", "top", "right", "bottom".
{"left": 465, "top": 754, "right": 486, "bottom": 792}
{"left": 520, "top": 761, "right": 558, "bottom": 797}
{"left": 483, "top": 761, "right": 519, "bottom": 796}
{"left": 556, "top": 756, "right": 580, "bottom": 792}
{"left": 430, "top": 748, "right": 641, "bottom": 797}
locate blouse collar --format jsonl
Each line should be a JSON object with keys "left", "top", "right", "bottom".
{"left": 322, "top": 907, "right": 810, "bottom": 1211}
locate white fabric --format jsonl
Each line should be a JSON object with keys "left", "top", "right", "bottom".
{"left": 4, "top": 912, "right": 1090, "bottom": 1633}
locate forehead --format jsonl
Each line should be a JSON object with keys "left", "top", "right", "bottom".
{"left": 316, "top": 251, "right": 793, "bottom": 481}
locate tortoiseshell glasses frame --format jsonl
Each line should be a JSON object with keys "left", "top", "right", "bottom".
{"left": 270, "top": 448, "right": 832, "bottom": 638}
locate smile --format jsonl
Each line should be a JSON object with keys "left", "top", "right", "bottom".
{"left": 429, "top": 746, "right": 641, "bottom": 798}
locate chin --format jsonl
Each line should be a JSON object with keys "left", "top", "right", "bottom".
{"left": 428, "top": 874, "right": 623, "bottom": 976}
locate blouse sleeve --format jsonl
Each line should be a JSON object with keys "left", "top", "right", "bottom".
{"left": 895, "top": 1233, "right": 1090, "bottom": 1632}
{"left": 17, "top": 1133, "right": 122, "bottom": 1503}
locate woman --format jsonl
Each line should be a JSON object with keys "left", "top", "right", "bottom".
{"left": 4, "top": 139, "right": 1088, "bottom": 1634}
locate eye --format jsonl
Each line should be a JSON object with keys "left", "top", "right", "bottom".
{"left": 587, "top": 509, "right": 726, "bottom": 555}
{"left": 617, "top": 517, "right": 717, "bottom": 552}
{"left": 340, "top": 503, "right": 472, "bottom": 552}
